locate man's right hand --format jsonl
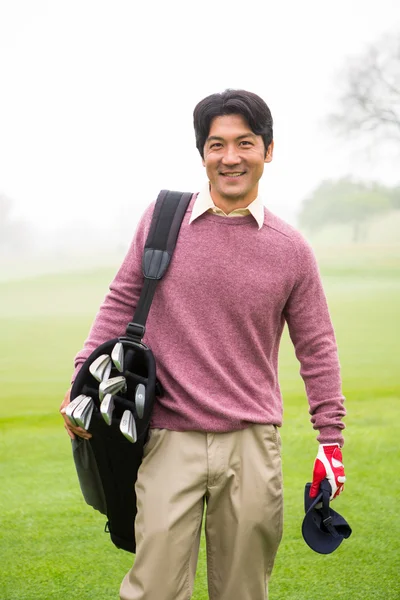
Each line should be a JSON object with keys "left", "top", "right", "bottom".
{"left": 60, "top": 387, "right": 92, "bottom": 440}
{"left": 309, "top": 444, "right": 345, "bottom": 499}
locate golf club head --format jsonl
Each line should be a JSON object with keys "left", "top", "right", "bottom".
{"left": 135, "top": 383, "right": 146, "bottom": 419}
{"left": 73, "top": 396, "right": 94, "bottom": 430}
{"left": 65, "top": 394, "right": 88, "bottom": 426}
{"left": 120, "top": 410, "right": 137, "bottom": 443}
{"left": 100, "top": 393, "right": 115, "bottom": 426}
{"left": 111, "top": 342, "right": 124, "bottom": 373}
{"left": 89, "top": 354, "right": 112, "bottom": 383}
{"left": 99, "top": 376, "right": 127, "bottom": 401}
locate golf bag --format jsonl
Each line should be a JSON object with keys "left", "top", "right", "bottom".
{"left": 70, "top": 190, "right": 192, "bottom": 553}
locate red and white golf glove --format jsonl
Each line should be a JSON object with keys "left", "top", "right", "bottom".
{"left": 310, "top": 444, "right": 346, "bottom": 500}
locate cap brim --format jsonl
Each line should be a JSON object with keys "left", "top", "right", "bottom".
{"left": 302, "top": 510, "right": 344, "bottom": 554}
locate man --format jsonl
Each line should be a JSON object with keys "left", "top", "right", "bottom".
{"left": 60, "top": 89, "right": 346, "bottom": 600}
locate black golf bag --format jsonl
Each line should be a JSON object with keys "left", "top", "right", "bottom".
{"left": 69, "top": 190, "right": 192, "bottom": 553}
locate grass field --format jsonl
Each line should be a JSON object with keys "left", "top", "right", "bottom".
{"left": 1, "top": 245, "right": 400, "bottom": 600}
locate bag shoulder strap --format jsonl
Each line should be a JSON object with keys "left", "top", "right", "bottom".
{"left": 125, "top": 190, "right": 192, "bottom": 341}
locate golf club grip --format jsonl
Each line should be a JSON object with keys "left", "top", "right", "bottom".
{"left": 124, "top": 371, "right": 148, "bottom": 386}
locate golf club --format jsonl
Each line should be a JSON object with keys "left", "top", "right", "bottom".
{"left": 111, "top": 342, "right": 124, "bottom": 373}
{"left": 65, "top": 394, "right": 88, "bottom": 426}
{"left": 89, "top": 354, "right": 112, "bottom": 383}
{"left": 135, "top": 383, "right": 146, "bottom": 419}
{"left": 73, "top": 396, "right": 94, "bottom": 430}
{"left": 120, "top": 410, "right": 137, "bottom": 443}
{"left": 100, "top": 393, "right": 115, "bottom": 425}
{"left": 99, "top": 376, "right": 127, "bottom": 401}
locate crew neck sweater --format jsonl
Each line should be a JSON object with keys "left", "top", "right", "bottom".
{"left": 73, "top": 194, "right": 346, "bottom": 445}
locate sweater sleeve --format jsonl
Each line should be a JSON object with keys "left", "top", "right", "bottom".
{"left": 71, "top": 202, "right": 155, "bottom": 383}
{"left": 283, "top": 237, "right": 346, "bottom": 446}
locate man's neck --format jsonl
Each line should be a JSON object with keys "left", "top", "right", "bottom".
{"left": 210, "top": 191, "right": 257, "bottom": 215}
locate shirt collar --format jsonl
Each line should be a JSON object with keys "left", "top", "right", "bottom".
{"left": 189, "top": 184, "right": 265, "bottom": 230}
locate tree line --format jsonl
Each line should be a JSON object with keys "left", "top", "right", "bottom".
{"left": 299, "top": 179, "right": 400, "bottom": 242}
{"left": 298, "top": 31, "right": 400, "bottom": 242}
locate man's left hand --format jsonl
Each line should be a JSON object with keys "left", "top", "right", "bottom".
{"left": 310, "top": 444, "right": 346, "bottom": 499}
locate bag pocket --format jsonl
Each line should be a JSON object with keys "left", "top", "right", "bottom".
{"left": 72, "top": 436, "right": 107, "bottom": 515}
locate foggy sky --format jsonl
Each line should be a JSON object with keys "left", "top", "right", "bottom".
{"left": 0, "top": 0, "right": 399, "bottom": 247}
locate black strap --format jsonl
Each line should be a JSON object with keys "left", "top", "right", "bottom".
{"left": 320, "top": 487, "right": 340, "bottom": 538}
{"left": 125, "top": 190, "right": 192, "bottom": 341}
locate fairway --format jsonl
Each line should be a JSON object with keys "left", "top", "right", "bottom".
{"left": 1, "top": 245, "right": 400, "bottom": 600}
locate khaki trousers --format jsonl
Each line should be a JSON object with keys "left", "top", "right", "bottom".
{"left": 120, "top": 425, "right": 283, "bottom": 600}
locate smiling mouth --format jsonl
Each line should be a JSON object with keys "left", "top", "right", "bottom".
{"left": 220, "top": 172, "right": 245, "bottom": 178}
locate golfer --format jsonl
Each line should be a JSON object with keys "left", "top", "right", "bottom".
{"left": 60, "top": 89, "right": 346, "bottom": 600}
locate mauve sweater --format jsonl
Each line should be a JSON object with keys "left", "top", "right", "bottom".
{"left": 73, "top": 195, "right": 346, "bottom": 445}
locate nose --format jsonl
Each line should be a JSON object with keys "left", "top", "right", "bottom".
{"left": 221, "top": 144, "right": 241, "bottom": 165}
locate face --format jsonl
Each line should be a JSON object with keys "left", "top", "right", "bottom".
{"left": 202, "top": 113, "right": 273, "bottom": 210}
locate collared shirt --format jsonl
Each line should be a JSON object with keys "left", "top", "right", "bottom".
{"left": 189, "top": 184, "right": 265, "bottom": 230}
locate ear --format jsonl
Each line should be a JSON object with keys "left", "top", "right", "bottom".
{"left": 202, "top": 157, "right": 206, "bottom": 167}
{"left": 264, "top": 140, "right": 274, "bottom": 164}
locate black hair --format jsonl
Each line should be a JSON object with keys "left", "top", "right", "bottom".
{"left": 193, "top": 89, "right": 273, "bottom": 158}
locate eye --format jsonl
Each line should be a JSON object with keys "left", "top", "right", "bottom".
{"left": 210, "top": 142, "right": 223, "bottom": 149}
{"left": 239, "top": 140, "right": 253, "bottom": 147}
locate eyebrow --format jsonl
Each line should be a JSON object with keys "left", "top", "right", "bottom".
{"left": 206, "top": 133, "right": 257, "bottom": 143}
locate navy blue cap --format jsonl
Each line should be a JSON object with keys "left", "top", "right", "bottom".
{"left": 302, "top": 479, "right": 352, "bottom": 554}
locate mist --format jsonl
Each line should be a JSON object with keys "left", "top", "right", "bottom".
{"left": 1, "top": 0, "right": 399, "bottom": 281}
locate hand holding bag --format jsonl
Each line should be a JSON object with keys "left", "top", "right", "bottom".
{"left": 69, "top": 190, "right": 192, "bottom": 552}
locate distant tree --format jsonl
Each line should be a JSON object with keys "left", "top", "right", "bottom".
{"left": 387, "top": 185, "right": 400, "bottom": 209}
{"left": 328, "top": 33, "right": 400, "bottom": 146}
{"left": 0, "top": 194, "right": 33, "bottom": 256}
{"left": 298, "top": 179, "right": 393, "bottom": 242}
{"left": 0, "top": 194, "right": 12, "bottom": 225}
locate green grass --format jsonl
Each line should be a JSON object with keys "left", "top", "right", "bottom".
{"left": 1, "top": 246, "right": 400, "bottom": 599}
